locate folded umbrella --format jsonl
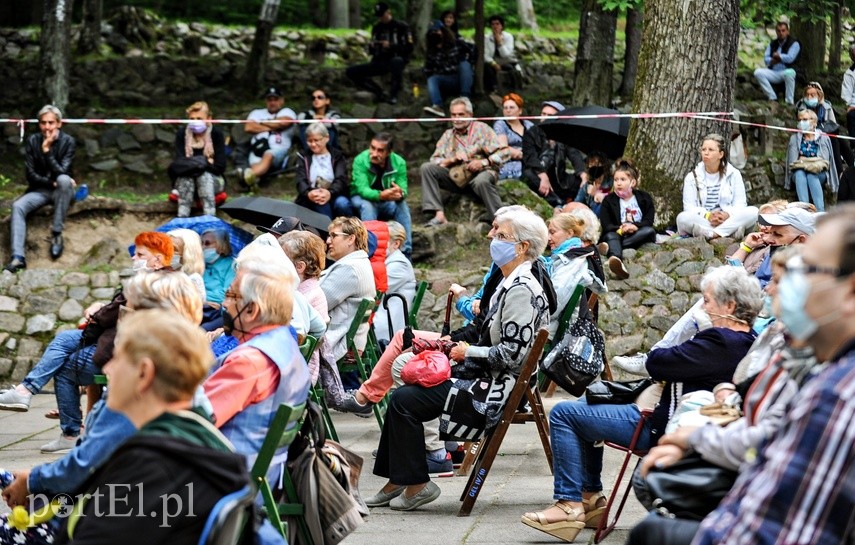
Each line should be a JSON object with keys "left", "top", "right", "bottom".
{"left": 539, "top": 105, "right": 630, "bottom": 160}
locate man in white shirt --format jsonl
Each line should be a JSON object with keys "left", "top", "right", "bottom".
{"left": 239, "top": 86, "right": 296, "bottom": 188}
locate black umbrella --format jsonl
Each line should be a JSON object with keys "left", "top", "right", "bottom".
{"left": 539, "top": 105, "right": 630, "bottom": 160}
{"left": 219, "top": 196, "right": 331, "bottom": 238}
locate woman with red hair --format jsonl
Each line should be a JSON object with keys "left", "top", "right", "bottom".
{"left": 493, "top": 93, "right": 533, "bottom": 180}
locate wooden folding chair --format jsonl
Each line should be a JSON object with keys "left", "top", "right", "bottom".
{"left": 457, "top": 328, "right": 550, "bottom": 517}
{"left": 593, "top": 409, "right": 653, "bottom": 543}
{"left": 250, "top": 402, "right": 311, "bottom": 543}
{"left": 408, "top": 280, "right": 429, "bottom": 330}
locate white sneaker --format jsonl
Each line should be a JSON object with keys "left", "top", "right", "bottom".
{"left": 691, "top": 223, "right": 714, "bottom": 239}
{"left": 242, "top": 168, "right": 257, "bottom": 186}
{"left": 0, "top": 388, "right": 32, "bottom": 411}
{"left": 40, "top": 434, "right": 78, "bottom": 454}
{"left": 423, "top": 105, "right": 445, "bottom": 117}
{"left": 612, "top": 353, "right": 649, "bottom": 376}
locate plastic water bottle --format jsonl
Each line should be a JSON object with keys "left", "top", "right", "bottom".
{"left": 74, "top": 183, "right": 89, "bottom": 202}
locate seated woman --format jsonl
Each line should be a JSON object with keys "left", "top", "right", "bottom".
{"left": 373, "top": 221, "right": 416, "bottom": 346}
{"left": 574, "top": 152, "right": 612, "bottom": 216}
{"left": 367, "top": 208, "right": 550, "bottom": 510}
{"left": 676, "top": 133, "right": 759, "bottom": 239}
{"left": 520, "top": 266, "right": 762, "bottom": 543}
{"left": 598, "top": 158, "right": 656, "bottom": 280}
{"left": 494, "top": 93, "right": 534, "bottom": 181}
{"left": 278, "top": 230, "right": 330, "bottom": 385}
{"left": 422, "top": 21, "right": 474, "bottom": 117}
{"left": 62, "top": 309, "right": 250, "bottom": 543}
{"left": 0, "top": 272, "right": 204, "bottom": 545}
{"left": 294, "top": 123, "right": 352, "bottom": 219}
{"left": 168, "top": 228, "right": 207, "bottom": 302}
{"left": 200, "top": 228, "right": 236, "bottom": 306}
{"left": 795, "top": 81, "right": 851, "bottom": 173}
{"left": 319, "top": 217, "right": 376, "bottom": 407}
{"left": 0, "top": 232, "right": 174, "bottom": 453}
{"left": 296, "top": 88, "right": 342, "bottom": 152}
{"left": 171, "top": 101, "right": 226, "bottom": 218}
{"left": 784, "top": 109, "right": 838, "bottom": 212}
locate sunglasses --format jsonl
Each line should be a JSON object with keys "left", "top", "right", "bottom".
{"left": 312, "top": 94, "right": 326, "bottom": 100}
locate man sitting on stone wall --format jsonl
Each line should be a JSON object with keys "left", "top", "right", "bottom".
{"left": 236, "top": 86, "right": 296, "bottom": 190}
{"left": 753, "top": 16, "right": 800, "bottom": 105}
{"left": 5, "top": 105, "right": 77, "bottom": 273}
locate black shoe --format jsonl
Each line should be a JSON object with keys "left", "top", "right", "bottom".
{"left": 50, "top": 234, "right": 63, "bottom": 260}
{"left": 4, "top": 257, "right": 26, "bottom": 273}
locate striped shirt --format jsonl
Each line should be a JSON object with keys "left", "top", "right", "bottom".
{"left": 703, "top": 170, "right": 722, "bottom": 211}
{"left": 692, "top": 341, "right": 855, "bottom": 545}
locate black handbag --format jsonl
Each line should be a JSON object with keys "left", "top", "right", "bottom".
{"left": 644, "top": 455, "right": 738, "bottom": 520}
{"left": 540, "top": 317, "right": 604, "bottom": 397}
{"left": 167, "top": 155, "right": 209, "bottom": 181}
{"left": 585, "top": 378, "right": 653, "bottom": 405}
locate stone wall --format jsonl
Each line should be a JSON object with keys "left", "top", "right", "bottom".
{"left": 0, "top": 236, "right": 731, "bottom": 384}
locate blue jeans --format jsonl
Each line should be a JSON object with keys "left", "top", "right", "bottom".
{"left": 22, "top": 329, "right": 90, "bottom": 394}
{"left": 301, "top": 194, "right": 353, "bottom": 220}
{"left": 351, "top": 196, "right": 413, "bottom": 256}
{"left": 54, "top": 343, "right": 97, "bottom": 437}
{"left": 793, "top": 170, "right": 826, "bottom": 211}
{"left": 550, "top": 398, "right": 653, "bottom": 501}
{"left": 426, "top": 61, "right": 473, "bottom": 106}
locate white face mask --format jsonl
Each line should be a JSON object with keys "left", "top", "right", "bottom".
{"left": 131, "top": 258, "right": 149, "bottom": 273}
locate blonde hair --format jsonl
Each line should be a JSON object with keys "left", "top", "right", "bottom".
{"left": 548, "top": 213, "right": 586, "bottom": 239}
{"left": 329, "top": 217, "right": 369, "bottom": 252}
{"left": 168, "top": 229, "right": 204, "bottom": 276}
{"left": 114, "top": 310, "right": 212, "bottom": 402}
{"left": 278, "top": 231, "right": 326, "bottom": 279}
{"left": 186, "top": 101, "right": 211, "bottom": 118}
{"left": 124, "top": 272, "right": 204, "bottom": 325}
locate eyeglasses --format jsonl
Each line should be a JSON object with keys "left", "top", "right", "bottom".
{"left": 327, "top": 232, "right": 350, "bottom": 240}
{"left": 201, "top": 239, "right": 217, "bottom": 248}
{"left": 118, "top": 305, "right": 135, "bottom": 320}
{"left": 785, "top": 255, "right": 842, "bottom": 278}
{"left": 312, "top": 95, "right": 326, "bottom": 100}
{"left": 494, "top": 232, "right": 521, "bottom": 243}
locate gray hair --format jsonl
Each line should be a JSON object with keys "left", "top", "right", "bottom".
{"left": 124, "top": 272, "right": 203, "bottom": 325}
{"left": 495, "top": 205, "right": 528, "bottom": 219}
{"left": 38, "top": 104, "right": 62, "bottom": 122}
{"left": 700, "top": 266, "right": 763, "bottom": 325}
{"left": 386, "top": 221, "right": 406, "bottom": 245}
{"left": 565, "top": 207, "right": 602, "bottom": 244}
{"left": 236, "top": 253, "right": 295, "bottom": 326}
{"left": 305, "top": 122, "right": 329, "bottom": 139}
{"left": 499, "top": 210, "right": 548, "bottom": 260}
{"left": 450, "top": 96, "right": 473, "bottom": 114}
{"left": 201, "top": 229, "right": 232, "bottom": 256}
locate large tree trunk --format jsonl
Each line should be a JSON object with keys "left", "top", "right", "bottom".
{"left": 618, "top": 6, "right": 642, "bottom": 98}
{"left": 517, "top": 0, "right": 538, "bottom": 31}
{"left": 829, "top": 4, "right": 842, "bottom": 73}
{"left": 348, "top": 0, "right": 361, "bottom": 29}
{"left": 408, "top": 0, "right": 433, "bottom": 54}
{"left": 573, "top": 0, "right": 617, "bottom": 106}
{"left": 473, "top": 0, "right": 485, "bottom": 96}
{"left": 77, "top": 0, "right": 101, "bottom": 54}
{"left": 40, "top": 0, "right": 73, "bottom": 112}
{"left": 328, "top": 0, "right": 348, "bottom": 28}
{"left": 791, "top": 18, "right": 826, "bottom": 78}
{"left": 245, "top": 0, "right": 280, "bottom": 93}
{"left": 624, "top": 0, "right": 739, "bottom": 226}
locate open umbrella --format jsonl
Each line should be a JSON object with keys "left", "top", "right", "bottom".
{"left": 219, "top": 196, "right": 331, "bottom": 238}
{"left": 128, "top": 215, "right": 255, "bottom": 257}
{"left": 539, "top": 105, "right": 630, "bottom": 160}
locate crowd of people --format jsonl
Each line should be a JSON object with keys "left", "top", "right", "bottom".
{"left": 1, "top": 6, "right": 855, "bottom": 545}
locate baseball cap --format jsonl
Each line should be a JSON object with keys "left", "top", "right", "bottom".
{"left": 429, "top": 19, "right": 444, "bottom": 31}
{"left": 261, "top": 216, "right": 306, "bottom": 236}
{"left": 758, "top": 208, "right": 816, "bottom": 235}
{"left": 541, "top": 101, "right": 565, "bottom": 113}
{"left": 374, "top": 2, "right": 390, "bottom": 17}
{"left": 263, "top": 86, "right": 283, "bottom": 98}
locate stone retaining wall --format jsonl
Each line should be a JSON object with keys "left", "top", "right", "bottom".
{"left": 0, "top": 236, "right": 729, "bottom": 384}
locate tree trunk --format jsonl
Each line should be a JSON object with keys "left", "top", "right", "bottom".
{"left": 77, "top": 0, "right": 101, "bottom": 54}
{"left": 829, "top": 4, "right": 842, "bottom": 73}
{"left": 244, "top": 0, "right": 280, "bottom": 93}
{"left": 408, "top": 0, "right": 433, "bottom": 54}
{"left": 328, "top": 0, "right": 348, "bottom": 28}
{"left": 625, "top": 0, "right": 739, "bottom": 226}
{"left": 311, "top": 0, "right": 327, "bottom": 27}
{"left": 573, "top": 0, "right": 617, "bottom": 106}
{"left": 618, "top": 6, "right": 642, "bottom": 98}
{"left": 40, "top": 0, "right": 73, "bottom": 112}
{"left": 473, "top": 0, "right": 485, "bottom": 97}
{"left": 791, "top": 18, "right": 826, "bottom": 78}
{"left": 517, "top": 0, "right": 538, "bottom": 31}
{"left": 348, "top": 0, "right": 361, "bottom": 29}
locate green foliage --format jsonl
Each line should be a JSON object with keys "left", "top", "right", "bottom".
{"left": 739, "top": 0, "right": 840, "bottom": 26}
{"left": 598, "top": 0, "right": 641, "bottom": 13}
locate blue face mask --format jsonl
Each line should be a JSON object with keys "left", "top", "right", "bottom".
{"left": 777, "top": 270, "right": 817, "bottom": 342}
{"left": 797, "top": 120, "right": 812, "bottom": 132}
{"left": 189, "top": 120, "right": 207, "bottom": 134}
{"left": 804, "top": 98, "right": 819, "bottom": 108}
{"left": 490, "top": 239, "right": 518, "bottom": 267}
{"left": 203, "top": 248, "right": 219, "bottom": 264}
{"left": 760, "top": 294, "right": 774, "bottom": 318}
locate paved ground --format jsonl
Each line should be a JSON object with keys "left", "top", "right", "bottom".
{"left": 0, "top": 390, "right": 646, "bottom": 544}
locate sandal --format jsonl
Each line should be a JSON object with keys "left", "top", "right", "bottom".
{"left": 44, "top": 409, "right": 60, "bottom": 420}
{"left": 521, "top": 502, "right": 586, "bottom": 543}
{"left": 583, "top": 492, "right": 607, "bottom": 528}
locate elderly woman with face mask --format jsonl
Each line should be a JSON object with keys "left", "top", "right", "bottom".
{"left": 171, "top": 101, "right": 226, "bottom": 218}
{"left": 784, "top": 109, "right": 838, "bottom": 212}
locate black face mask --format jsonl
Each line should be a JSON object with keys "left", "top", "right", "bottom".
{"left": 587, "top": 165, "right": 605, "bottom": 179}
{"left": 222, "top": 302, "right": 250, "bottom": 336}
